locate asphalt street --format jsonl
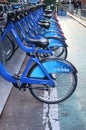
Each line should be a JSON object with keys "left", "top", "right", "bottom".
{"left": 58, "top": 15, "right": 86, "bottom": 130}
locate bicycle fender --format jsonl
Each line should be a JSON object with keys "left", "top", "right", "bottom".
{"left": 47, "top": 36, "right": 68, "bottom": 47}
{"left": 30, "top": 57, "right": 77, "bottom": 78}
{"left": 48, "top": 39, "right": 67, "bottom": 47}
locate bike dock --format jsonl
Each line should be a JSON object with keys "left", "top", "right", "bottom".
{"left": 0, "top": 8, "right": 86, "bottom": 130}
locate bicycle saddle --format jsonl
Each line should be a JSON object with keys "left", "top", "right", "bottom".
{"left": 39, "top": 19, "right": 50, "bottom": 24}
{"left": 7, "top": 12, "right": 16, "bottom": 22}
{"left": 15, "top": 11, "right": 21, "bottom": 20}
{"left": 23, "top": 10, "right": 28, "bottom": 16}
{"left": 20, "top": 12, "right": 25, "bottom": 18}
{"left": 44, "top": 9, "right": 53, "bottom": 14}
{"left": 42, "top": 13, "right": 52, "bottom": 18}
{"left": 38, "top": 21, "right": 50, "bottom": 29}
{"left": 28, "top": 38, "right": 49, "bottom": 49}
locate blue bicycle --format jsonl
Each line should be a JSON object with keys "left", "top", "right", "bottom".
{"left": 0, "top": 26, "right": 78, "bottom": 104}
{"left": 13, "top": 10, "right": 68, "bottom": 59}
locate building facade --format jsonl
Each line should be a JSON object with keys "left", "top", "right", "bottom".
{"left": 81, "top": 0, "right": 86, "bottom": 4}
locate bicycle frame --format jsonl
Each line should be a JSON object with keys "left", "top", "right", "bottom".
{"left": 0, "top": 6, "right": 78, "bottom": 104}
{"left": 0, "top": 29, "right": 55, "bottom": 86}
{"left": 0, "top": 57, "right": 55, "bottom": 87}
{"left": 15, "top": 18, "right": 67, "bottom": 50}
{"left": 1, "top": 22, "right": 34, "bottom": 53}
{"left": 0, "top": 22, "right": 77, "bottom": 87}
{"left": 24, "top": 14, "right": 63, "bottom": 36}
{"left": 0, "top": 41, "right": 77, "bottom": 89}
{"left": 20, "top": 15, "right": 62, "bottom": 38}
{"left": 14, "top": 16, "right": 67, "bottom": 49}
{"left": 0, "top": 48, "right": 77, "bottom": 88}
{"left": 1, "top": 17, "right": 65, "bottom": 57}
{"left": 2, "top": 22, "right": 53, "bottom": 55}
{"left": 20, "top": 8, "right": 66, "bottom": 38}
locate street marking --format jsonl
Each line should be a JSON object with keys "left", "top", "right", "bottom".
{"left": 42, "top": 90, "right": 60, "bottom": 130}
{"left": 43, "top": 104, "right": 60, "bottom": 130}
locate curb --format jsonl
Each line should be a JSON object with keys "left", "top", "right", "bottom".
{"left": 67, "top": 12, "right": 86, "bottom": 27}
{"left": 0, "top": 48, "right": 26, "bottom": 116}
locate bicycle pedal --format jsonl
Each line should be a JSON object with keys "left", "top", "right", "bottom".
{"left": 21, "top": 84, "right": 27, "bottom": 91}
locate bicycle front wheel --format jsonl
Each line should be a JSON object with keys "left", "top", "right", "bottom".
{"left": 28, "top": 59, "right": 77, "bottom": 104}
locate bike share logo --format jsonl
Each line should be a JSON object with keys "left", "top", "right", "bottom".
{"left": 55, "top": 67, "right": 70, "bottom": 72}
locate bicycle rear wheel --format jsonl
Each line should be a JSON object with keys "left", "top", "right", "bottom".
{"left": 51, "top": 46, "right": 67, "bottom": 59}
{"left": 37, "top": 46, "right": 67, "bottom": 59}
{"left": 28, "top": 59, "right": 77, "bottom": 104}
{"left": 2, "top": 35, "right": 14, "bottom": 61}
{"left": 7, "top": 33, "right": 19, "bottom": 50}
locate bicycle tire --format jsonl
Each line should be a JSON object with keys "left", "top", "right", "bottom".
{"left": 37, "top": 46, "right": 67, "bottom": 60}
{"left": 6, "top": 33, "right": 19, "bottom": 50}
{"left": 2, "top": 35, "right": 14, "bottom": 61}
{"left": 51, "top": 46, "right": 68, "bottom": 59}
{"left": 27, "top": 58, "right": 77, "bottom": 104}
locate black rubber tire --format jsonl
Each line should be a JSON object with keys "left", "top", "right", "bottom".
{"left": 6, "top": 33, "right": 19, "bottom": 51}
{"left": 51, "top": 46, "right": 68, "bottom": 59}
{"left": 2, "top": 35, "right": 14, "bottom": 61}
{"left": 37, "top": 46, "right": 67, "bottom": 60}
{"left": 27, "top": 58, "right": 77, "bottom": 104}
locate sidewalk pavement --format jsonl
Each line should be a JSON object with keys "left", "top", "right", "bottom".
{"left": 67, "top": 11, "right": 86, "bottom": 27}
{"left": 58, "top": 15, "right": 86, "bottom": 130}
{"left": 0, "top": 48, "right": 25, "bottom": 115}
